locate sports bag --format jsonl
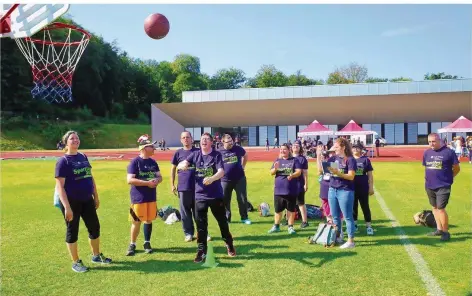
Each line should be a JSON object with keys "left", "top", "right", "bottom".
{"left": 413, "top": 210, "right": 437, "bottom": 228}
{"left": 306, "top": 204, "right": 323, "bottom": 219}
{"left": 308, "top": 222, "right": 338, "bottom": 247}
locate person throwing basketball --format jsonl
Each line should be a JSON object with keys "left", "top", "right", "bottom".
{"left": 126, "top": 135, "right": 163, "bottom": 256}
{"left": 177, "top": 133, "right": 236, "bottom": 263}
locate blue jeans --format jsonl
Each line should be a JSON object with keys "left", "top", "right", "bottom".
{"left": 328, "top": 187, "right": 355, "bottom": 239}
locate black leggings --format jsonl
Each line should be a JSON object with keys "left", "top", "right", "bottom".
{"left": 60, "top": 197, "right": 100, "bottom": 243}
{"left": 195, "top": 198, "right": 233, "bottom": 252}
{"left": 353, "top": 191, "right": 372, "bottom": 223}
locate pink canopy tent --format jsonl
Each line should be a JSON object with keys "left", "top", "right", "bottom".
{"left": 297, "top": 120, "right": 334, "bottom": 137}
{"left": 335, "top": 120, "right": 378, "bottom": 136}
{"left": 438, "top": 116, "right": 472, "bottom": 133}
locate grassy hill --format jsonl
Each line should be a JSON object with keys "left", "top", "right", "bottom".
{"left": 1, "top": 122, "right": 151, "bottom": 151}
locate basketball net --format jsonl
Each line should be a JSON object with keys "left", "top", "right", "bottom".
{"left": 15, "top": 22, "right": 90, "bottom": 103}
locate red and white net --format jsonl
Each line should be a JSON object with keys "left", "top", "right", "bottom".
{"left": 15, "top": 22, "right": 90, "bottom": 103}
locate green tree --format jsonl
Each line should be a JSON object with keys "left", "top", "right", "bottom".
{"left": 209, "top": 68, "right": 246, "bottom": 90}
{"left": 171, "top": 54, "right": 201, "bottom": 76}
{"left": 253, "top": 65, "right": 288, "bottom": 88}
{"left": 287, "top": 70, "right": 320, "bottom": 86}
{"left": 173, "top": 73, "right": 207, "bottom": 100}
{"left": 326, "top": 71, "right": 351, "bottom": 84}
{"left": 424, "top": 72, "right": 459, "bottom": 80}
{"left": 337, "top": 62, "right": 368, "bottom": 83}
{"left": 389, "top": 77, "right": 413, "bottom": 82}
{"left": 365, "top": 77, "right": 388, "bottom": 83}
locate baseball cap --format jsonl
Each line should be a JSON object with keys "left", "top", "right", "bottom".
{"left": 352, "top": 143, "right": 364, "bottom": 149}
{"left": 137, "top": 134, "right": 157, "bottom": 151}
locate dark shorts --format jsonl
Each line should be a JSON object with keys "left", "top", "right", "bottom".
{"left": 296, "top": 190, "right": 305, "bottom": 205}
{"left": 426, "top": 186, "right": 451, "bottom": 209}
{"left": 274, "top": 195, "right": 297, "bottom": 213}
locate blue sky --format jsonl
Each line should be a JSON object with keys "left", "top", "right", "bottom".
{"left": 67, "top": 4, "right": 472, "bottom": 81}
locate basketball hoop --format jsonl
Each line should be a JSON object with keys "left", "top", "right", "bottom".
{"left": 14, "top": 22, "right": 91, "bottom": 103}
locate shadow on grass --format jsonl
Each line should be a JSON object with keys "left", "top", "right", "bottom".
{"left": 92, "top": 243, "right": 356, "bottom": 272}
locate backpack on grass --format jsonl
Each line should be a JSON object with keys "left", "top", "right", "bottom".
{"left": 308, "top": 222, "right": 338, "bottom": 248}
{"left": 413, "top": 210, "right": 437, "bottom": 228}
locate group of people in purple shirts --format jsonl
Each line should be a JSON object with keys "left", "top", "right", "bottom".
{"left": 54, "top": 129, "right": 461, "bottom": 272}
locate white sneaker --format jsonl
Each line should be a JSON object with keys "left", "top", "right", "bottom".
{"left": 366, "top": 227, "right": 374, "bottom": 236}
{"left": 339, "top": 242, "right": 355, "bottom": 249}
{"left": 184, "top": 235, "right": 193, "bottom": 242}
{"left": 207, "top": 235, "right": 212, "bottom": 242}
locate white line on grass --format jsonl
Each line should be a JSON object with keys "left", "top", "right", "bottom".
{"left": 373, "top": 187, "right": 446, "bottom": 296}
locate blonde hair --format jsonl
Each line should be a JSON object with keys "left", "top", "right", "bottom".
{"left": 62, "top": 130, "right": 78, "bottom": 152}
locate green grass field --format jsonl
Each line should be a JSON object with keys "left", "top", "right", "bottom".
{"left": 1, "top": 160, "right": 471, "bottom": 296}
{"left": 0, "top": 123, "right": 151, "bottom": 151}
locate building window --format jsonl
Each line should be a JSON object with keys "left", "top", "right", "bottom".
{"left": 279, "top": 126, "right": 288, "bottom": 144}
{"left": 203, "top": 127, "right": 212, "bottom": 135}
{"left": 371, "top": 124, "right": 382, "bottom": 138}
{"left": 193, "top": 127, "right": 202, "bottom": 139}
{"left": 268, "top": 126, "right": 277, "bottom": 144}
{"left": 288, "top": 125, "right": 297, "bottom": 142}
{"left": 249, "top": 127, "right": 257, "bottom": 146}
{"left": 394, "top": 123, "right": 404, "bottom": 144}
{"left": 384, "top": 123, "right": 395, "bottom": 144}
{"left": 431, "top": 122, "right": 442, "bottom": 134}
{"left": 259, "top": 126, "right": 268, "bottom": 146}
{"left": 240, "top": 127, "right": 249, "bottom": 146}
{"left": 418, "top": 122, "right": 428, "bottom": 135}
{"left": 407, "top": 123, "right": 418, "bottom": 144}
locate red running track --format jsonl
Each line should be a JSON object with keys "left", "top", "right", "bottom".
{"left": 0, "top": 146, "right": 455, "bottom": 163}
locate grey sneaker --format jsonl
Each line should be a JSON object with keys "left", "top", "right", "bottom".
{"left": 268, "top": 225, "right": 281, "bottom": 233}
{"left": 126, "top": 244, "right": 136, "bottom": 256}
{"left": 91, "top": 253, "right": 112, "bottom": 264}
{"left": 427, "top": 229, "right": 443, "bottom": 236}
{"left": 72, "top": 259, "right": 88, "bottom": 273}
{"left": 288, "top": 226, "right": 296, "bottom": 235}
{"left": 143, "top": 242, "right": 153, "bottom": 254}
{"left": 300, "top": 222, "right": 309, "bottom": 229}
{"left": 440, "top": 232, "right": 451, "bottom": 241}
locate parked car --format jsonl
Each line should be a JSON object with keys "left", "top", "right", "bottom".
{"left": 375, "top": 136, "right": 387, "bottom": 147}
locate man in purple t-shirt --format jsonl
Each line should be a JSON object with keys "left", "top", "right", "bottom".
{"left": 178, "top": 133, "right": 236, "bottom": 263}
{"left": 170, "top": 131, "right": 200, "bottom": 242}
{"left": 218, "top": 134, "right": 251, "bottom": 225}
{"left": 422, "top": 133, "right": 460, "bottom": 241}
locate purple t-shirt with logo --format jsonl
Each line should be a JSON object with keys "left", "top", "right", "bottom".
{"left": 294, "top": 155, "right": 308, "bottom": 192}
{"left": 127, "top": 156, "right": 160, "bottom": 204}
{"left": 218, "top": 145, "right": 246, "bottom": 182}
{"left": 171, "top": 147, "right": 199, "bottom": 192}
{"left": 272, "top": 157, "right": 303, "bottom": 196}
{"left": 55, "top": 153, "right": 94, "bottom": 201}
{"left": 422, "top": 146, "right": 459, "bottom": 190}
{"left": 327, "top": 155, "right": 357, "bottom": 191}
{"left": 354, "top": 156, "right": 374, "bottom": 193}
{"left": 186, "top": 150, "right": 224, "bottom": 200}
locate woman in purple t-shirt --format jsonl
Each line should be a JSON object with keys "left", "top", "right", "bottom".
{"left": 289, "top": 140, "right": 309, "bottom": 228}
{"left": 268, "top": 143, "right": 302, "bottom": 235}
{"left": 327, "top": 138, "right": 357, "bottom": 249}
{"left": 315, "top": 144, "right": 339, "bottom": 223}
{"left": 55, "top": 131, "right": 111, "bottom": 273}
{"left": 352, "top": 143, "right": 375, "bottom": 236}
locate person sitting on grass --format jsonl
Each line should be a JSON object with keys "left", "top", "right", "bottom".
{"left": 55, "top": 130, "right": 112, "bottom": 273}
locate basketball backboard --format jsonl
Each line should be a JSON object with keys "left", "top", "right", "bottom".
{"left": 0, "top": 4, "right": 69, "bottom": 39}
